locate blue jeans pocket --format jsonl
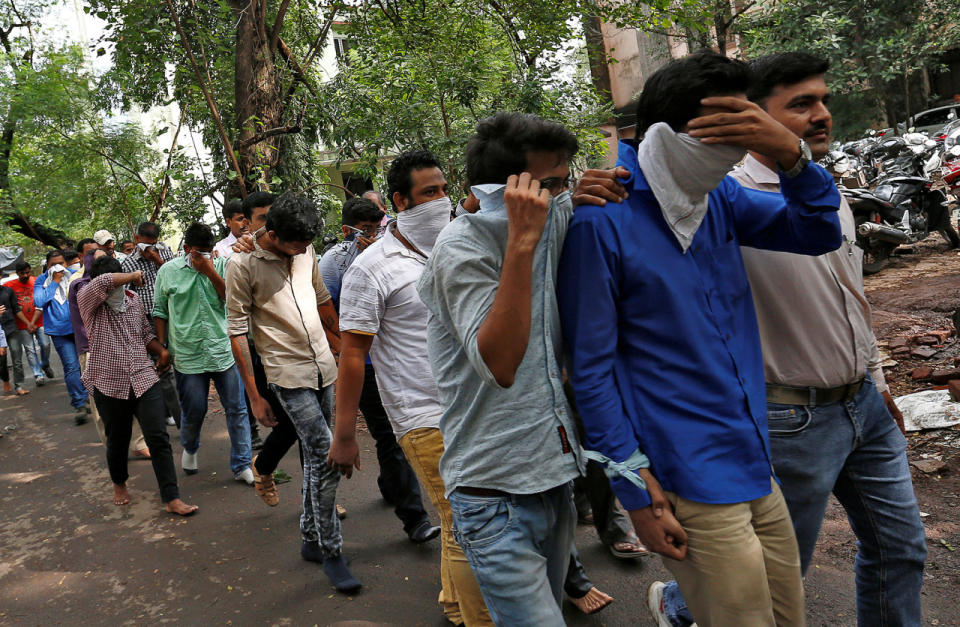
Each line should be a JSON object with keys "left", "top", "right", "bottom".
{"left": 767, "top": 405, "right": 812, "bottom": 436}
{"left": 454, "top": 498, "right": 512, "bottom": 549}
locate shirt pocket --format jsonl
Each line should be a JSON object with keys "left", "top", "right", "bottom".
{"left": 452, "top": 497, "right": 513, "bottom": 549}
{"left": 767, "top": 404, "right": 813, "bottom": 436}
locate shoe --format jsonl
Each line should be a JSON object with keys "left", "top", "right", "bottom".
{"left": 301, "top": 539, "right": 323, "bottom": 563}
{"left": 166, "top": 416, "right": 176, "bottom": 426}
{"left": 322, "top": 554, "right": 362, "bottom": 593}
{"left": 251, "top": 456, "right": 279, "bottom": 506}
{"left": 234, "top": 467, "right": 254, "bottom": 485}
{"left": 647, "top": 581, "right": 672, "bottom": 627}
{"left": 84, "top": 403, "right": 91, "bottom": 415}
{"left": 74, "top": 408, "right": 88, "bottom": 426}
{"left": 43, "top": 366, "right": 55, "bottom": 379}
{"left": 181, "top": 450, "right": 198, "bottom": 475}
{"left": 336, "top": 503, "right": 347, "bottom": 519}
{"left": 250, "top": 432, "right": 264, "bottom": 451}
{"left": 35, "top": 376, "right": 45, "bottom": 387}
{"left": 408, "top": 519, "right": 441, "bottom": 544}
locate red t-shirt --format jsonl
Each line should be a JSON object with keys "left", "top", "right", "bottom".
{"left": 7, "top": 277, "right": 42, "bottom": 330}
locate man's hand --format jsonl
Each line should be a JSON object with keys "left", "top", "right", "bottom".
{"left": 573, "top": 167, "right": 630, "bottom": 207}
{"left": 52, "top": 270, "right": 65, "bottom": 283}
{"left": 116, "top": 270, "right": 143, "bottom": 287}
{"left": 142, "top": 246, "right": 164, "bottom": 267}
{"left": 327, "top": 435, "right": 361, "bottom": 478}
{"left": 356, "top": 235, "right": 376, "bottom": 251}
{"left": 156, "top": 348, "right": 172, "bottom": 374}
{"left": 232, "top": 233, "right": 257, "bottom": 254}
{"left": 687, "top": 97, "right": 802, "bottom": 168}
{"left": 0, "top": 304, "right": 6, "bottom": 315}
{"left": 249, "top": 395, "right": 277, "bottom": 428}
{"left": 26, "top": 322, "right": 37, "bottom": 333}
{"left": 0, "top": 347, "right": 6, "bottom": 357}
{"left": 504, "top": 173, "right": 550, "bottom": 250}
{"left": 882, "top": 390, "right": 906, "bottom": 434}
{"left": 628, "top": 470, "right": 688, "bottom": 560}
{"left": 190, "top": 251, "right": 216, "bottom": 277}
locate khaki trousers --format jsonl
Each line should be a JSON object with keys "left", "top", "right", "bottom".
{"left": 399, "top": 427, "right": 492, "bottom": 626}
{"left": 79, "top": 353, "right": 146, "bottom": 453}
{"left": 664, "top": 478, "right": 805, "bottom": 627}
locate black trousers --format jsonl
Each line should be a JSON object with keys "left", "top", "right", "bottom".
{"left": 248, "top": 341, "right": 301, "bottom": 475}
{"left": 564, "top": 550, "right": 594, "bottom": 599}
{"left": 358, "top": 362, "right": 429, "bottom": 533}
{"left": 93, "top": 383, "right": 179, "bottom": 503}
{"left": 0, "top": 347, "right": 8, "bottom": 383}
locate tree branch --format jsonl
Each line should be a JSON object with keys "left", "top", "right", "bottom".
{"left": 269, "top": 0, "right": 291, "bottom": 54}
{"left": 235, "top": 123, "right": 302, "bottom": 149}
{"left": 153, "top": 107, "right": 187, "bottom": 222}
{"left": 277, "top": 38, "right": 319, "bottom": 97}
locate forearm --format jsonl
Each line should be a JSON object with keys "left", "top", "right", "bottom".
{"left": 333, "top": 350, "right": 366, "bottom": 443}
{"left": 230, "top": 335, "right": 260, "bottom": 402}
{"left": 476, "top": 240, "right": 536, "bottom": 387}
{"left": 16, "top": 311, "right": 31, "bottom": 325}
{"left": 318, "top": 300, "right": 340, "bottom": 337}
{"left": 146, "top": 338, "right": 165, "bottom": 357}
{"left": 202, "top": 268, "right": 226, "bottom": 300}
{"left": 154, "top": 318, "right": 168, "bottom": 345}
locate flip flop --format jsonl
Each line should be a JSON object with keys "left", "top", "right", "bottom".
{"left": 609, "top": 534, "right": 651, "bottom": 559}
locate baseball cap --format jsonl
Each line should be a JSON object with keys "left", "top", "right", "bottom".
{"left": 93, "top": 230, "right": 115, "bottom": 245}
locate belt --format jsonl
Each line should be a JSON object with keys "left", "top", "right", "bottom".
{"left": 456, "top": 486, "right": 510, "bottom": 497}
{"left": 766, "top": 378, "right": 864, "bottom": 407}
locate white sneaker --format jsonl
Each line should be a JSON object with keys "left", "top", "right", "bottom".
{"left": 234, "top": 467, "right": 254, "bottom": 485}
{"left": 166, "top": 416, "right": 176, "bottom": 426}
{"left": 181, "top": 450, "right": 198, "bottom": 475}
{"left": 647, "top": 581, "right": 673, "bottom": 627}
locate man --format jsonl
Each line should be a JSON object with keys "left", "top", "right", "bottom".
{"left": 121, "top": 222, "right": 180, "bottom": 427}
{"left": 362, "top": 189, "right": 388, "bottom": 213}
{"left": 7, "top": 261, "right": 53, "bottom": 392}
{"left": 557, "top": 50, "right": 843, "bottom": 626}
{"left": 226, "top": 193, "right": 359, "bottom": 593}
{"left": 651, "top": 53, "right": 927, "bottom": 627}
{"left": 34, "top": 249, "right": 87, "bottom": 424}
{"left": 214, "top": 199, "right": 248, "bottom": 259}
{"left": 94, "top": 230, "right": 126, "bottom": 261}
{"left": 63, "top": 249, "right": 81, "bottom": 273}
{"left": 77, "top": 255, "right": 197, "bottom": 516}
{"left": 119, "top": 241, "right": 135, "bottom": 256}
{"left": 153, "top": 222, "right": 253, "bottom": 484}
{"left": 76, "top": 238, "right": 99, "bottom": 257}
{"left": 417, "top": 113, "right": 621, "bottom": 624}
{"left": 318, "top": 197, "right": 384, "bottom": 308}
{"left": 0, "top": 279, "right": 20, "bottom": 395}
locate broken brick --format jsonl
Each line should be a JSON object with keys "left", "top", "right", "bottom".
{"left": 888, "top": 337, "right": 909, "bottom": 349}
{"left": 917, "top": 336, "right": 940, "bottom": 345}
{"left": 949, "top": 380, "right": 960, "bottom": 402}
{"left": 912, "top": 366, "right": 933, "bottom": 380}
{"left": 931, "top": 369, "right": 960, "bottom": 384}
{"left": 893, "top": 346, "right": 912, "bottom": 356}
{"left": 912, "top": 347, "right": 938, "bottom": 359}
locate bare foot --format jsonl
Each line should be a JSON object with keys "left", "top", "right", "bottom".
{"left": 569, "top": 587, "right": 613, "bottom": 615}
{"left": 165, "top": 499, "right": 198, "bottom": 516}
{"left": 113, "top": 484, "right": 130, "bottom": 506}
{"left": 131, "top": 447, "right": 151, "bottom": 459}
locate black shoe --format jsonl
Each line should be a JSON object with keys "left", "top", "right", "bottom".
{"left": 322, "top": 554, "right": 362, "bottom": 593}
{"left": 84, "top": 403, "right": 91, "bottom": 415}
{"left": 408, "top": 520, "right": 441, "bottom": 544}
{"left": 43, "top": 366, "right": 55, "bottom": 379}
{"left": 74, "top": 409, "right": 88, "bottom": 426}
{"left": 251, "top": 432, "right": 264, "bottom": 451}
{"left": 301, "top": 540, "right": 323, "bottom": 563}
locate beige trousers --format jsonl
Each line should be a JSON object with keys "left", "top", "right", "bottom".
{"left": 663, "top": 478, "right": 805, "bottom": 627}
{"left": 399, "top": 427, "right": 492, "bottom": 626}
{"left": 79, "top": 353, "right": 146, "bottom": 453}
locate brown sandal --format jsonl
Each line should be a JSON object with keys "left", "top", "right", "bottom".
{"left": 251, "top": 456, "right": 279, "bottom": 507}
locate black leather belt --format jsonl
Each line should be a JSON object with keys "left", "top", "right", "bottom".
{"left": 766, "top": 378, "right": 864, "bottom": 407}
{"left": 456, "top": 486, "right": 510, "bottom": 497}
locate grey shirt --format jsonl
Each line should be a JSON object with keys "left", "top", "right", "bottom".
{"left": 417, "top": 185, "right": 583, "bottom": 497}
{"left": 735, "top": 155, "right": 887, "bottom": 392}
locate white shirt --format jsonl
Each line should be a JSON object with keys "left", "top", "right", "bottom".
{"left": 339, "top": 226, "right": 442, "bottom": 438}
{"left": 214, "top": 232, "right": 238, "bottom": 259}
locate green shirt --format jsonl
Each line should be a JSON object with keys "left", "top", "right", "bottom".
{"left": 152, "top": 256, "right": 234, "bottom": 374}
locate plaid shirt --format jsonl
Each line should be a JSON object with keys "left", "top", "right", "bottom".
{"left": 120, "top": 244, "right": 173, "bottom": 319}
{"left": 78, "top": 274, "right": 159, "bottom": 400}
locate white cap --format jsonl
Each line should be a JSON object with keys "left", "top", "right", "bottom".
{"left": 93, "top": 230, "right": 115, "bottom": 245}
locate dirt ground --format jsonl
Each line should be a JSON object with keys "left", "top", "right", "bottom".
{"left": 859, "top": 234, "right": 960, "bottom": 623}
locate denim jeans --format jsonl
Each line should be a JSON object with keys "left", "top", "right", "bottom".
{"left": 270, "top": 380, "right": 342, "bottom": 557}
{"left": 663, "top": 377, "right": 926, "bottom": 627}
{"left": 176, "top": 365, "right": 252, "bottom": 474}
{"left": 7, "top": 329, "right": 42, "bottom": 384}
{"left": 448, "top": 482, "right": 575, "bottom": 627}
{"left": 48, "top": 334, "right": 86, "bottom": 409}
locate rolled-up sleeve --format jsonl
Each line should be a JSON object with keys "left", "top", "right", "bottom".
{"left": 339, "top": 264, "right": 384, "bottom": 335}
{"left": 225, "top": 257, "right": 252, "bottom": 337}
{"left": 417, "top": 235, "right": 504, "bottom": 389}
{"left": 77, "top": 274, "right": 114, "bottom": 330}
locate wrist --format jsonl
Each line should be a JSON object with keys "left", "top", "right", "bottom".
{"left": 506, "top": 232, "right": 539, "bottom": 254}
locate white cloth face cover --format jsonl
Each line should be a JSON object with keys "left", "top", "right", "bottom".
{"left": 105, "top": 287, "right": 126, "bottom": 313}
{"left": 44, "top": 264, "right": 71, "bottom": 304}
{"left": 185, "top": 251, "right": 212, "bottom": 269}
{"left": 637, "top": 121, "right": 747, "bottom": 252}
{"left": 396, "top": 196, "right": 452, "bottom": 257}
{"left": 454, "top": 199, "right": 470, "bottom": 218}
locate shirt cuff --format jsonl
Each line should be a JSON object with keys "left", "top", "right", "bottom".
{"left": 610, "top": 473, "right": 652, "bottom": 510}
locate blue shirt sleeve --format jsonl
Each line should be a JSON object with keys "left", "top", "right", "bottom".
{"left": 33, "top": 272, "right": 58, "bottom": 309}
{"left": 725, "top": 162, "right": 842, "bottom": 254}
{"left": 557, "top": 205, "right": 652, "bottom": 510}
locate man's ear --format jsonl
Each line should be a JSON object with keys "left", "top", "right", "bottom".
{"left": 341, "top": 225, "right": 351, "bottom": 237}
{"left": 392, "top": 191, "right": 408, "bottom": 212}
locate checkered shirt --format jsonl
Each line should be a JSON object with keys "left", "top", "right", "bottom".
{"left": 120, "top": 244, "right": 173, "bottom": 319}
{"left": 78, "top": 274, "right": 160, "bottom": 400}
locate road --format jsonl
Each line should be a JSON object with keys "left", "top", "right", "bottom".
{"left": 0, "top": 355, "right": 953, "bottom": 626}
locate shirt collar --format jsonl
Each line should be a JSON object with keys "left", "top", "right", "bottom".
{"left": 616, "top": 140, "right": 651, "bottom": 193}
{"left": 382, "top": 223, "right": 423, "bottom": 261}
{"left": 739, "top": 154, "right": 780, "bottom": 186}
{"left": 251, "top": 236, "right": 283, "bottom": 261}
{"left": 471, "top": 183, "right": 507, "bottom": 214}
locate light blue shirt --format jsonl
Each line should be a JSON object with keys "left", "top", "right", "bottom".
{"left": 417, "top": 184, "right": 582, "bottom": 497}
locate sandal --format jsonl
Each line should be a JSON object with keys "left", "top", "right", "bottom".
{"left": 609, "top": 533, "right": 651, "bottom": 559}
{"left": 251, "top": 456, "right": 279, "bottom": 507}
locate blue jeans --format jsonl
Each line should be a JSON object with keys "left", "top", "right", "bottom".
{"left": 270, "top": 381, "right": 342, "bottom": 556}
{"left": 176, "top": 365, "right": 252, "bottom": 474}
{"left": 448, "top": 482, "right": 575, "bottom": 626}
{"left": 663, "top": 377, "right": 926, "bottom": 626}
{"left": 7, "top": 329, "right": 42, "bottom": 384}
{"left": 49, "top": 334, "right": 85, "bottom": 409}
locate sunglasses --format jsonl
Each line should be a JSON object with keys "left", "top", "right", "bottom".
{"left": 539, "top": 176, "right": 571, "bottom": 195}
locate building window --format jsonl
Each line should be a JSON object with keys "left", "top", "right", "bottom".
{"left": 333, "top": 36, "right": 353, "bottom": 64}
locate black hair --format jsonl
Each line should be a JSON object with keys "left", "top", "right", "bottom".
{"left": 241, "top": 191, "right": 276, "bottom": 220}
{"left": 342, "top": 198, "right": 384, "bottom": 227}
{"left": 63, "top": 248, "right": 79, "bottom": 263}
{"left": 222, "top": 198, "right": 244, "bottom": 222}
{"left": 45, "top": 249, "right": 65, "bottom": 264}
{"left": 266, "top": 192, "right": 322, "bottom": 242}
{"left": 747, "top": 53, "right": 830, "bottom": 103}
{"left": 386, "top": 150, "right": 442, "bottom": 210}
{"left": 183, "top": 222, "right": 216, "bottom": 249}
{"left": 465, "top": 112, "right": 579, "bottom": 186}
{"left": 136, "top": 221, "right": 160, "bottom": 239}
{"left": 15, "top": 261, "right": 30, "bottom": 272}
{"left": 119, "top": 240, "right": 133, "bottom": 247}
{"left": 76, "top": 238, "right": 97, "bottom": 253}
{"left": 90, "top": 255, "right": 122, "bottom": 279}
{"left": 635, "top": 50, "right": 753, "bottom": 133}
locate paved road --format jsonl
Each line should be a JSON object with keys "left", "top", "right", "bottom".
{"left": 0, "top": 358, "right": 937, "bottom": 626}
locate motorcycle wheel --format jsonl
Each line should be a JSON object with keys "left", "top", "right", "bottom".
{"left": 854, "top": 215, "right": 893, "bottom": 275}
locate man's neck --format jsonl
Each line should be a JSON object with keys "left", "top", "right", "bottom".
{"left": 750, "top": 151, "right": 778, "bottom": 173}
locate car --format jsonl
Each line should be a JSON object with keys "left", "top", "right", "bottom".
{"left": 898, "top": 105, "right": 959, "bottom": 134}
